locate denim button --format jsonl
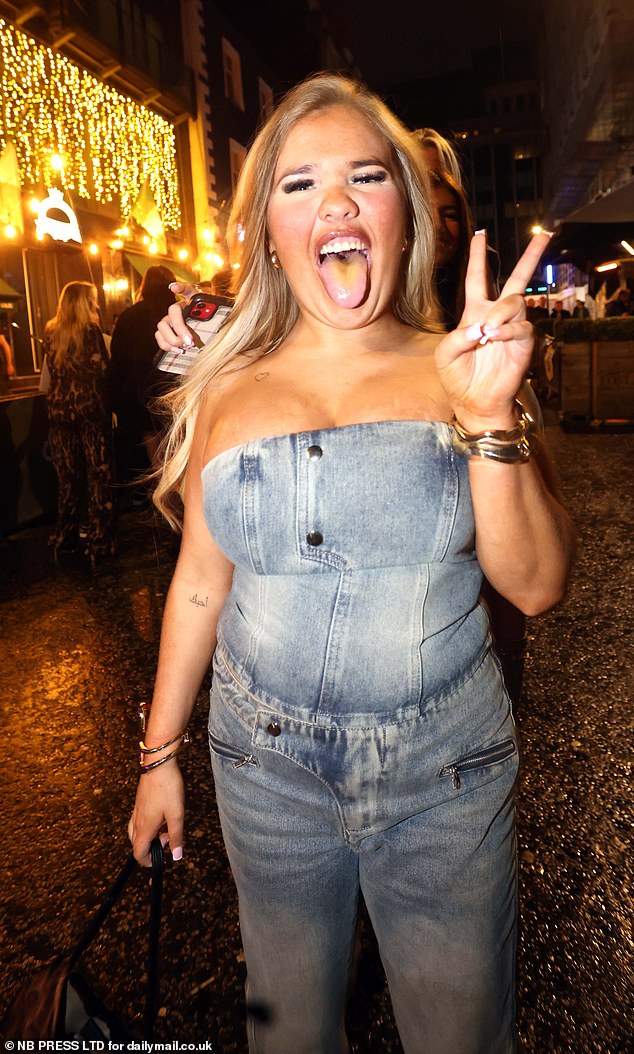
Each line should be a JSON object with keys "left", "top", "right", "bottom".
{"left": 307, "top": 531, "right": 323, "bottom": 546}
{"left": 267, "top": 721, "right": 281, "bottom": 737}
{"left": 307, "top": 445, "right": 323, "bottom": 460}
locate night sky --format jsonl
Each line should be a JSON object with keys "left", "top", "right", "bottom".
{"left": 318, "top": 0, "right": 541, "bottom": 88}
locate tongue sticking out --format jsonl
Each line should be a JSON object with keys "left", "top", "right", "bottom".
{"left": 319, "top": 250, "right": 369, "bottom": 309}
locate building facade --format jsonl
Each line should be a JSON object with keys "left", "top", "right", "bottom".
{"left": 0, "top": 0, "right": 197, "bottom": 376}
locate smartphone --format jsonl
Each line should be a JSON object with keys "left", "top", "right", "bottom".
{"left": 183, "top": 293, "right": 232, "bottom": 345}
{"left": 155, "top": 293, "right": 232, "bottom": 376}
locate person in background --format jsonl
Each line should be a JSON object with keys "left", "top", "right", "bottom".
{"left": 533, "top": 296, "right": 549, "bottom": 320}
{"left": 429, "top": 169, "right": 472, "bottom": 328}
{"left": 129, "top": 74, "right": 574, "bottom": 1052}
{"left": 572, "top": 299, "right": 589, "bottom": 318}
{"left": 109, "top": 265, "right": 176, "bottom": 499}
{"left": 550, "top": 300, "right": 571, "bottom": 320}
{"left": 605, "top": 287, "right": 631, "bottom": 317}
{"left": 416, "top": 129, "right": 536, "bottom": 705}
{"left": 43, "top": 281, "right": 114, "bottom": 566}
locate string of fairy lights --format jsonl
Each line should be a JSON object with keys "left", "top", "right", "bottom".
{"left": 0, "top": 17, "right": 181, "bottom": 230}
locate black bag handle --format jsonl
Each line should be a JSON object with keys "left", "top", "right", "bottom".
{"left": 68, "top": 838, "right": 164, "bottom": 1040}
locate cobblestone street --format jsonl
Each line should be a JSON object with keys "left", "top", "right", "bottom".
{"left": 0, "top": 421, "right": 631, "bottom": 1053}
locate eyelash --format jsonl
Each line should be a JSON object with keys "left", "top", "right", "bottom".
{"left": 282, "top": 170, "right": 388, "bottom": 194}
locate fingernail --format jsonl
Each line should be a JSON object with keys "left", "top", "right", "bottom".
{"left": 465, "top": 322, "right": 485, "bottom": 342}
{"left": 172, "top": 846, "right": 183, "bottom": 861}
{"left": 483, "top": 325, "right": 501, "bottom": 339}
{"left": 474, "top": 228, "right": 486, "bottom": 236}
{"left": 181, "top": 338, "right": 194, "bottom": 349}
{"left": 168, "top": 283, "right": 179, "bottom": 290}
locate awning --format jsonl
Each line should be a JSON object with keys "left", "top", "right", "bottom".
{"left": 563, "top": 181, "right": 634, "bottom": 224}
{"left": 124, "top": 250, "right": 197, "bottom": 285}
{"left": 0, "top": 277, "right": 23, "bottom": 301}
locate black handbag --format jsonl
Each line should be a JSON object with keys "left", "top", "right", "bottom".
{"left": 1, "top": 839, "right": 164, "bottom": 1042}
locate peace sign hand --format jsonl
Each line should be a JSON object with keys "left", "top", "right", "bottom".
{"left": 435, "top": 230, "right": 552, "bottom": 431}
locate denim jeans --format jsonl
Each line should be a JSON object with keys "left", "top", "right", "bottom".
{"left": 204, "top": 422, "right": 519, "bottom": 1053}
{"left": 209, "top": 643, "right": 518, "bottom": 1054}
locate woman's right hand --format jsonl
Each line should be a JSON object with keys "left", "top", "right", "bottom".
{"left": 128, "top": 760, "right": 185, "bottom": 867}
{"left": 155, "top": 282, "right": 199, "bottom": 354}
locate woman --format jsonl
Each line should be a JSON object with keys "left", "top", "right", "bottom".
{"left": 429, "top": 168, "right": 472, "bottom": 327}
{"left": 129, "top": 74, "right": 574, "bottom": 1053}
{"left": 43, "top": 281, "right": 114, "bottom": 565}
{"left": 417, "top": 139, "right": 531, "bottom": 704}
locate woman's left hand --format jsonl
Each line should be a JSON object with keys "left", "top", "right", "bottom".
{"left": 435, "top": 230, "right": 552, "bottom": 431}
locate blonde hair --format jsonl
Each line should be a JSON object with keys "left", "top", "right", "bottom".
{"left": 45, "top": 282, "right": 98, "bottom": 362}
{"left": 412, "top": 128, "right": 463, "bottom": 188}
{"left": 155, "top": 72, "right": 442, "bottom": 529}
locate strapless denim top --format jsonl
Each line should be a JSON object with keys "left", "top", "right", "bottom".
{"left": 202, "top": 420, "right": 489, "bottom": 718}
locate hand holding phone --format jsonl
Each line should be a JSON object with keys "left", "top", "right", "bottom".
{"left": 155, "top": 293, "right": 232, "bottom": 375}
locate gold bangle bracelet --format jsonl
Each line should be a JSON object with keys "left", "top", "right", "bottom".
{"left": 139, "top": 730, "right": 190, "bottom": 755}
{"left": 139, "top": 741, "right": 184, "bottom": 773}
{"left": 452, "top": 400, "right": 539, "bottom": 463}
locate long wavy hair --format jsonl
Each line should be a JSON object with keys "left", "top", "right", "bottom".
{"left": 154, "top": 72, "right": 442, "bottom": 529}
{"left": 45, "top": 282, "right": 98, "bottom": 362}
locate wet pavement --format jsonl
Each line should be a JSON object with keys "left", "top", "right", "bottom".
{"left": 0, "top": 420, "right": 631, "bottom": 1053}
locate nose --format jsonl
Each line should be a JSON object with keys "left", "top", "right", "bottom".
{"left": 318, "top": 185, "right": 359, "bottom": 222}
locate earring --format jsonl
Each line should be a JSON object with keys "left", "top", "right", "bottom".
{"left": 270, "top": 250, "right": 281, "bottom": 269}
{"left": 401, "top": 238, "right": 409, "bottom": 253}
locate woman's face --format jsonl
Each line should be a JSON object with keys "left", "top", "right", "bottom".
{"left": 266, "top": 105, "right": 408, "bottom": 329}
{"left": 431, "top": 182, "right": 461, "bottom": 266}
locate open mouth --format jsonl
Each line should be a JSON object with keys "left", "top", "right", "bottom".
{"left": 317, "top": 236, "right": 370, "bottom": 309}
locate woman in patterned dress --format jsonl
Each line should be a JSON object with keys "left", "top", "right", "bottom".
{"left": 43, "top": 281, "right": 114, "bottom": 566}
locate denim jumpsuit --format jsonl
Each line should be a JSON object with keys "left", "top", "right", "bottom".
{"left": 203, "top": 420, "right": 518, "bottom": 1054}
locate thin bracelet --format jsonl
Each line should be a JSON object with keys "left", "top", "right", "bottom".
{"left": 139, "top": 742, "right": 184, "bottom": 774}
{"left": 139, "top": 730, "right": 190, "bottom": 755}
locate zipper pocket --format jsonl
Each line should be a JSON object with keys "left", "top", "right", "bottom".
{"left": 438, "top": 737, "right": 516, "bottom": 790}
{"left": 208, "top": 731, "right": 258, "bottom": 768}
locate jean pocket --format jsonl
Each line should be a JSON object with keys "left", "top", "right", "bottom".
{"left": 438, "top": 736, "right": 516, "bottom": 790}
{"left": 208, "top": 730, "right": 259, "bottom": 769}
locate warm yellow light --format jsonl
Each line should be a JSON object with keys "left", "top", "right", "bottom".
{"left": 30, "top": 197, "right": 40, "bottom": 213}
{"left": 204, "top": 251, "right": 213, "bottom": 262}
{"left": 621, "top": 239, "right": 634, "bottom": 256}
{"left": 88, "top": 242, "right": 99, "bottom": 255}
{"left": 149, "top": 242, "right": 158, "bottom": 254}
{"left": 531, "top": 225, "right": 543, "bottom": 235}
{"left": 178, "top": 248, "right": 188, "bottom": 260}
{"left": 4, "top": 224, "right": 16, "bottom": 238}
{"left": 142, "top": 235, "right": 150, "bottom": 245}
{"left": 111, "top": 239, "right": 123, "bottom": 250}
{"left": 232, "top": 262, "right": 240, "bottom": 270}
{"left": 210, "top": 252, "right": 224, "bottom": 269}
{"left": 0, "top": 18, "right": 181, "bottom": 229}
{"left": 202, "top": 228, "right": 213, "bottom": 243}
{"left": 115, "top": 226, "right": 130, "bottom": 238}
{"left": 595, "top": 262, "right": 618, "bottom": 272}
{"left": 115, "top": 277, "right": 129, "bottom": 291}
